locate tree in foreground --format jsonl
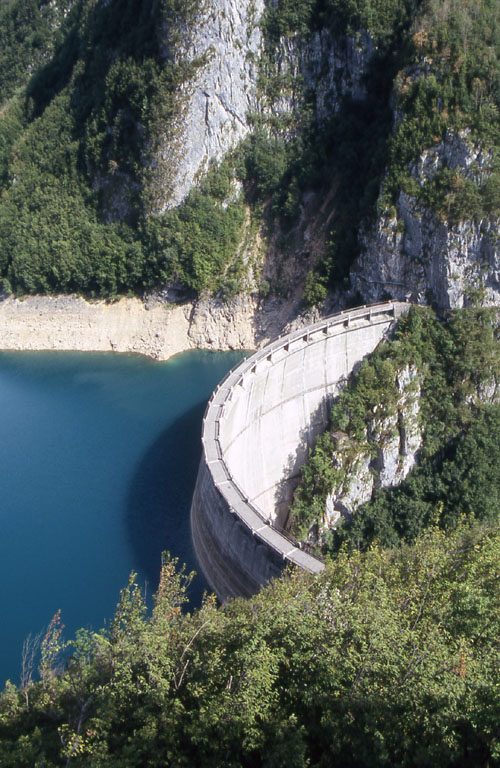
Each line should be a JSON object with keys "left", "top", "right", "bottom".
{"left": 1, "top": 526, "right": 500, "bottom": 766}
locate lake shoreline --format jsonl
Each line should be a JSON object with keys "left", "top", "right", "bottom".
{"left": 0, "top": 294, "right": 279, "bottom": 361}
{"left": 0, "top": 292, "right": 323, "bottom": 362}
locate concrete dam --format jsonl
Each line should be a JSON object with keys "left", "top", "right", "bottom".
{"left": 190, "top": 301, "right": 410, "bottom": 600}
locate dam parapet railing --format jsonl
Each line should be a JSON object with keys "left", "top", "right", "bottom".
{"left": 200, "top": 300, "right": 411, "bottom": 581}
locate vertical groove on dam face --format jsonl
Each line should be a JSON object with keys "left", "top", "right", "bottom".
{"left": 190, "top": 301, "right": 411, "bottom": 600}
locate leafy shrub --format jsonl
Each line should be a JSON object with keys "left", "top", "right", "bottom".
{"left": 301, "top": 270, "right": 327, "bottom": 307}
{"left": 3, "top": 524, "right": 500, "bottom": 766}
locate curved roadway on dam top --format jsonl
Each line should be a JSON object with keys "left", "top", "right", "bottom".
{"left": 191, "top": 301, "right": 411, "bottom": 601}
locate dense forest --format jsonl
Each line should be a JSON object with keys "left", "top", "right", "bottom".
{"left": 2, "top": 524, "right": 500, "bottom": 767}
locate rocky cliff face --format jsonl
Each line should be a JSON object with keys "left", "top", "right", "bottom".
{"left": 352, "top": 130, "right": 500, "bottom": 309}
{"left": 256, "top": 26, "right": 375, "bottom": 299}
{"left": 264, "top": 27, "right": 374, "bottom": 128}
{"left": 302, "top": 30, "right": 374, "bottom": 121}
{"left": 147, "top": 5, "right": 500, "bottom": 314}
{"left": 150, "top": 8, "right": 375, "bottom": 212}
{"left": 0, "top": 290, "right": 314, "bottom": 361}
{"left": 323, "top": 365, "right": 422, "bottom": 528}
{"left": 150, "top": 0, "right": 264, "bottom": 212}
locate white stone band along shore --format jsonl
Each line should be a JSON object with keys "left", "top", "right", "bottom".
{"left": 190, "top": 301, "right": 411, "bottom": 601}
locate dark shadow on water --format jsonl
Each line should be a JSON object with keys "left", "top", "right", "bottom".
{"left": 126, "top": 400, "right": 210, "bottom": 609}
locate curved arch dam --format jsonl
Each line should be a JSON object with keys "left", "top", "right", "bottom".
{"left": 190, "top": 301, "right": 410, "bottom": 601}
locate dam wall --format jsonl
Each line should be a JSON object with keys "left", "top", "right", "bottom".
{"left": 191, "top": 301, "right": 410, "bottom": 600}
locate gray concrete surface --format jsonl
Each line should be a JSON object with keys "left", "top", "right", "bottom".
{"left": 190, "top": 301, "right": 410, "bottom": 600}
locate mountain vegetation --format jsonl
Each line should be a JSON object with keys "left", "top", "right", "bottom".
{"left": 253, "top": 0, "right": 500, "bottom": 299}
{"left": 2, "top": 524, "right": 500, "bottom": 767}
{"left": 1, "top": 0, "right": 500, "bottom": 301}
{"left": 0, "top": 0, "right": 248, "bottom": 299}
{"left": 292, "top": 306, "right": 500, "bottom": 551}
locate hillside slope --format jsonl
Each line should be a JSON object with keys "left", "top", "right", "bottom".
{"left": 1, "top": 0, "right": 499, "bottom": 311}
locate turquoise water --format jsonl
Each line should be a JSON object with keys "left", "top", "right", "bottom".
{"left": 0, "top": 348, "right": 244, "bottom": 687}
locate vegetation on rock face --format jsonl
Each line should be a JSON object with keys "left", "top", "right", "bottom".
{"left": 382, "top": 0, "right": 500, "bottom": 222}
{"left": 2, "top": 0, "right": 500, "bottom": 301}
{"left": 251, "top": 0, "right": 420, "bottom": 296}
{"left": 255, "top": 0, "right": 500, "bottom": 299}
{"left": 2, "top": 524, "right": 500, "bottom": 767}
{"left": 0, "top": 0, "right": 251, "bottom": 299}
{"left": 292, "top": 307, "right": 500, "bottom": 550}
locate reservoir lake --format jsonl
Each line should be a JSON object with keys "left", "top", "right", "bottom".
{"left": 0, "top": 348, "right": 244, "bottom": 686}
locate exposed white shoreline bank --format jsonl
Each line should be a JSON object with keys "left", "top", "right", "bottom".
{"left": 0, "top": 293, "right": 306, "bottom": 361}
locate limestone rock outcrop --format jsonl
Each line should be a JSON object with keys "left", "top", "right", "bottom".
{"left": 324, "top": 365, "right": 422, "bottom": 527}
{"left": 266, "top": 28, "right": 374, "bottom": 128}
{"left": 149, "top": 6, "right": 375, "bottom": 212}
{"left": 352, "top": 130, "right": 500, "bottom": 309}
{"left": 151, "top": 0, "right": 264, "bottom": 211}
{"left": 0, "top": 291, "right": 313, "bottom": 361}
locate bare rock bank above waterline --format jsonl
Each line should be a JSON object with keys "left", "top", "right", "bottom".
{"left": 0, "top": 293, "right": 314, "bottom": 360}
